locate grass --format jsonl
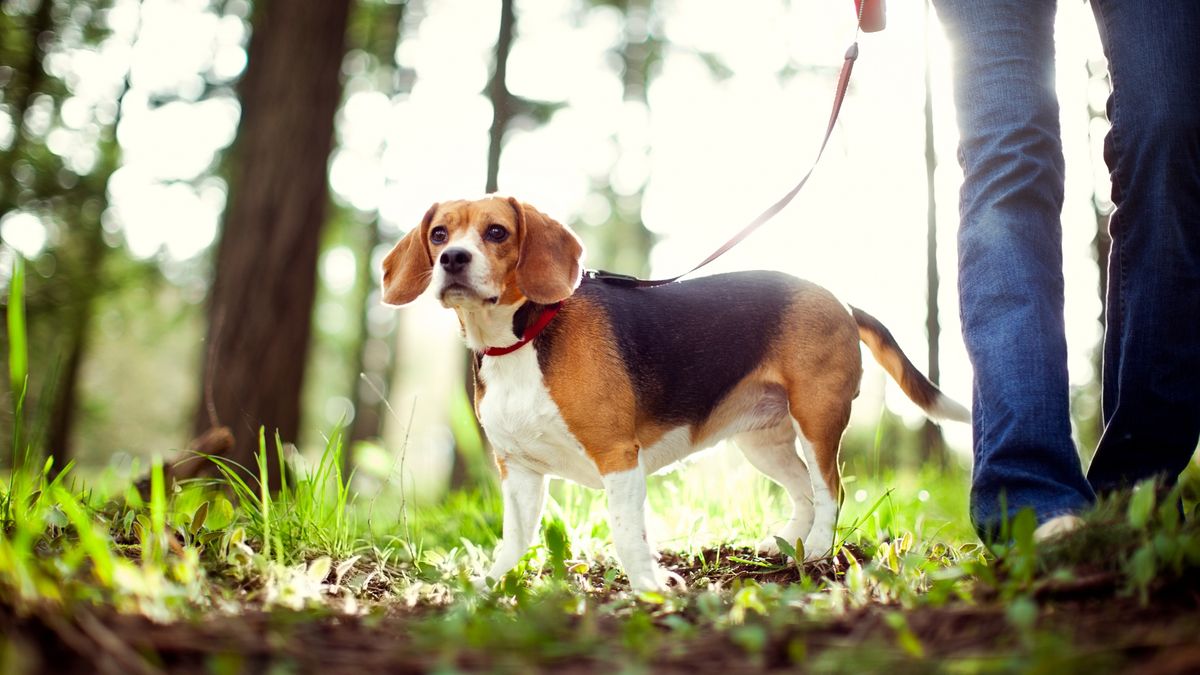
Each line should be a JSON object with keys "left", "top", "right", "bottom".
{"left": 3, "top": 256, "right": 1200, "bottom": 673}
{"left": 3, "top": 435, "right": 1198, "bottom": 673}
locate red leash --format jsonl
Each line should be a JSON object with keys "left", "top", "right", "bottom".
{"left": 588, "top": 3, "right": 880, "bottom": 289}
{"left": 483, "top": 3, "right": 883, "bottom": 357}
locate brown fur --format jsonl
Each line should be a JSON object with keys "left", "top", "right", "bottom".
{"left": 381, "top": 204, "right": 436, "bottom": 305}
{"left": 507, "top": 197, "right": 584, "bottom": 304}
{"left": 852, "top": 306, "right": 937, "bottom": 410}
{"left": 681, "top": 284, "right": 862, "bottom": 499}
{"left": 540, "top": 295, "right": 643, "bottom": 474}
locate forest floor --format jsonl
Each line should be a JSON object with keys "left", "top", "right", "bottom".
{"left": 3, "top": 447, "right": 1200, "bottom": 674}
{"left": 4, "top": 546, "right": 1200, "bottom": 674}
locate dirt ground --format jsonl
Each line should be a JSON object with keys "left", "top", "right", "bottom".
{"left": 4, "top": 547, "right": 1199, "bottom": 674}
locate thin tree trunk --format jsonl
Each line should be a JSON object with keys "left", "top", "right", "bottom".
{"left": 344, "top": 1, "right": 408, "bottom": 479}
{"left": 921, "top": 0, "right": 945, "bottom": 466}
{"left": 194, "top": 0, "right": 352, "bottom": 490}
{"left": 348, "top": 222, "right": 384, "bottom": 444}
{"left": 1088, "top": 59, "right": 1113, "bottom": 449}
{"left": 485, "top": 0, "right": 516, "bottom": 195}
{"left": 609, "top": 0, "right": 655, "bottom": 277}
{"left": 46, "top": 231, "right": 105, "bottom": 471}
{"left": 45, "top": 6, "right": 143, "bottom": 472}
{"left": 449, "top": 0, "right": 519, "bottom": 490}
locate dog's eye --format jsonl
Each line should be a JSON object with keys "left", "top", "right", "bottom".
{"left": 430, "top": 226, "right": 449, "bottom": 245}
{"left": 484, "top": 224, "right": 509, "bottom": 243}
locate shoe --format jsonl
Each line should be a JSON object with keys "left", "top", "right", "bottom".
{"left": 1033, "top": 514, "right": 1084, "bottom": 543}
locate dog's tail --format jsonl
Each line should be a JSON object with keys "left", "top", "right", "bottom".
{"left": 851, "top": 306, "right": 970, "bottom": 423}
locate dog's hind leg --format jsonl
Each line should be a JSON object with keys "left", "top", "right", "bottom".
{"left": 789, "top": 402, "right": 850, "bottom": 562}
{"left": 734, "top": 425, "right": 815, "bottom": 555}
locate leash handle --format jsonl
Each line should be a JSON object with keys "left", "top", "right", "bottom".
{"left": 855, "top": 0, "right": 886, "bottom": 33}
{"left": 601, "top": 40, "right": 860, "bottom": 289}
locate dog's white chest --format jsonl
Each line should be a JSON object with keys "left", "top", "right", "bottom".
{"left": 477, "top": 347, "right": 604, "bottom": 489}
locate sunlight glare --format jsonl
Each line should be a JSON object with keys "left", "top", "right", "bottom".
{"left": 321, "top": 246, "right": 358, "bottom": 295}
{"left": 0, "top": 212, "right": 49, "bottom": 258}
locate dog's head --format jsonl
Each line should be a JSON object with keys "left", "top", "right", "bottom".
{"left": 381, "top": 196, "right": 584, "bottom": 309}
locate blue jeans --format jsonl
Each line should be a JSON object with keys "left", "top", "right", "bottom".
{"left": 933, "top": 0, "right": 1200, "bottom": 534}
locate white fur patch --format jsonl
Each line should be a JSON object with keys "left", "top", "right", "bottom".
{"left": 602, "top": 464, "right": 665, "bottom": 592}
{"left": 930, "top": 393, "right": 971, "bottom": 424}
{"left": 795, "top": 421, "right": 837, "bottom": 560}
{"left": 735, "top": 426, "right": 815, "bottom": 554}
{"left": 477, "top": 345, "right": 604, "bottom": 489}
{"left": 639, "top": 427, "right": 696, "bottom": 475}
{"left": 432, "top": 228, "right": 493, "bottom": 297}
{"left": 486, "top": 462, "right": 547, "bottom": 582}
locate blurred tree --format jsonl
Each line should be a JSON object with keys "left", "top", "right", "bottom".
{"left": 0, "top": 0, "right": 129, "bottom": 470}
{"left": 326, "top": 0, "right": 415, "bottom": 475}
{"left": 484, "top": 0, "right": 563, "bottom": 196}
{"left": 1082, "top": 56, "right": 1113, "bottom": 452}
{"left": 485, "top": 0, "right": 515, "bottom": 197}
{"left": 193, "top": 0, "right": 353, "bottom": 489}
{"left": 448, "top": 0, "right": 523, "bottom": 491}
{"left": 574, "top": 0, "right": 663, "bottom": 276}
{"left": 446, "top": 0, "right": 565, "bottom": 490}
{"left": 343, "top": 0, "right": 407, "bottom": 452}
{"left": 0, "top": 0, "right": 56, "bottom": 212}
{"left": 920, "top": 0, "right": 945, "bottom": 466}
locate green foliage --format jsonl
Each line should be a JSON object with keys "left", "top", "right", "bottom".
{"left": 0, "top": 299, "right": 1197, "bottom": 675}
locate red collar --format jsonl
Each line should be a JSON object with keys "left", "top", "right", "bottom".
{"left": 480, "top": 302, "right": 563, "bottom": 357}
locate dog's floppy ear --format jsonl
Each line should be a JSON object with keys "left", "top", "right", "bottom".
{"left": 508, "top": 197, "right": 583, "bottom": 305}
{"left": 381, "top": 203, "right": 437, "bottom": 306}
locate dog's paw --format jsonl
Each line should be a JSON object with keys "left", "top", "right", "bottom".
{"left": 802, "top": 533, "right": 834, "bottom": 562}
{"left": 756, "top": 536, "right": 782, "bottom": 556}
{"left": 628, "top": 565, "right": 687, "bottom": 594}
{"left": 757, "top": 533, "right": 810, "bottom": 559}
{"left": 655, "top": 566, "right": 687, "bottom": 592}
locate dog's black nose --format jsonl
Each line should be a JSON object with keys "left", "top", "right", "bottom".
{"left": 439, "top": 247, "right": 472, "bottom": 274}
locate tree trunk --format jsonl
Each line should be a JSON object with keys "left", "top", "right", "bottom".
{"left": 343, "top": 0, "right": 408, "bottom": 477}
{"left": 45, "top": 8, "right": 141, "bottom": 472}
{"left": 194, "top": 0, "right": 352, "bottom": 490}
{"left": 46, "top": 231, "right": 106, "bottom": 472}
{"left": 485, "top": 0, "right": 516, "bottom": 195}
{"left": 346, "top": 216, "right": 400, "bottom": 458}
{"left": 921, "top": 0, "right": 945, "bottom": 466}
{"left": 593, "top": 0, "right": 657, "bottom": 277}
{"left": 1087, "top": 58, "right": 1113, "bottom": 449}
{"left": 449, "top": 0, "right": 519, "bottom": 490}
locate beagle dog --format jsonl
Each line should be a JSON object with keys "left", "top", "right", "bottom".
{"left": 382, "top": 195, "right": 969, "bottom": 592}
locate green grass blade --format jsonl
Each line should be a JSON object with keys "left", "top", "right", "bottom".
{"left": 258, "top": 427, "right": 272, "bottom": 561}
{"left": 274, "top": 429, "right": 289, "bottom": 504}
{"left": 148, "top": 456, "right": 167, "bottom": 566}
{"left": 7, "top": 255, "right": 28, "bottom": 396}
{"left": 7, "top": 255, "right": 28, "bottom": 469}
{"left": 53, "top": 486, "right": 115, "bottom": 587}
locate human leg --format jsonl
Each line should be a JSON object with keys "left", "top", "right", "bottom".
{"left": 1087, "top": 0, "right": 1200, "bottom": 492}
{"left": 933, "top": 0, "right": 1095, "bottom": 534}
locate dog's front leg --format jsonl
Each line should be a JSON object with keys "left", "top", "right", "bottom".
{"left": 602, "top": 462, "right": 684, "bottom": 592}
{"left": 484, "top": 461, "right": 547, "bottom": 585}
